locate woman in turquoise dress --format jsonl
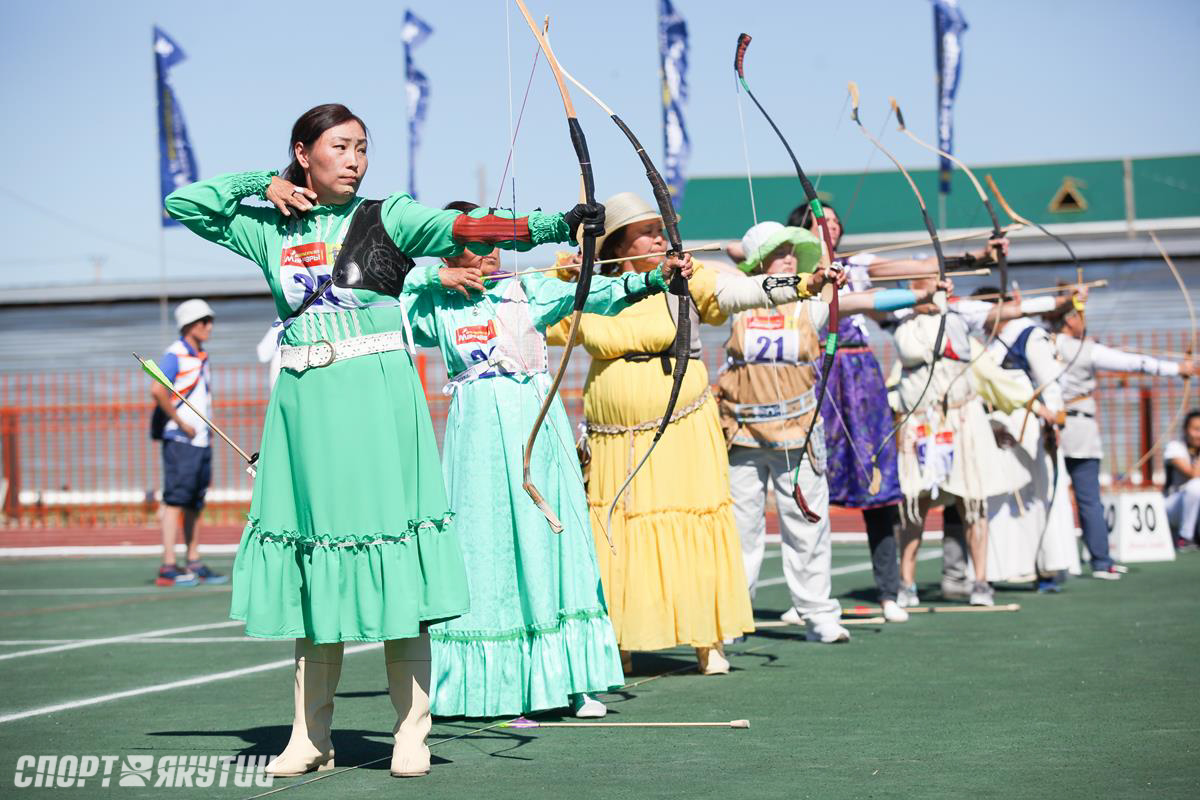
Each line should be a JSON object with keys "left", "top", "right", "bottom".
{"left": 404, "top": 201, "right": 690, "bottom": 719}
{"left": 164, "top": 104, "right": 603, "bottom": 779}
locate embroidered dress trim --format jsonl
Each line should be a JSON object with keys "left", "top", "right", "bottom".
{"left": 245, "top": 513, "right": 454, "bottom": 549}
{"left": 587, "top": 389, "right": 712, "bottom": 435}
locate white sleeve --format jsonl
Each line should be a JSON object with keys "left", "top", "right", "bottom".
{"left": 806, "top": 300, "right": 830, "bottom": 331}
{"left": 1090, "top": 343, "right": 1181, "bottom": 376}
{"left": 1163, "top": 439, "right": 1189, "bottom": 462}
{"left": 1018, "top": 296, "right": 1057, "bottom": 315}
{"left": 1025, "top": 330, "right": 1064, "bottom": 411}
{"left": 714, "top": 272, "right": 800, "bottom": 314}
{"left": 952, "top": 299, "right": 991, "bottom": 337}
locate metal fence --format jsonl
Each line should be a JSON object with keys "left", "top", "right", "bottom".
{"left": 0, "top": 331, "right": 1192, "bottom": 528}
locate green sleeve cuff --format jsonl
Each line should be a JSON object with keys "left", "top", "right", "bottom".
{"left": 646, "top": 266, "right": 669, "bottom": 293}
{"left": 528, "top": 211, "right": 572, "bottom": 245}
{"left": 228, "top": 171, "right": 279, "bottom": 201}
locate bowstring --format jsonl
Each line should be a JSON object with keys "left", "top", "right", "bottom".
{"left": 490, "top": 3, "right": 591, "bottom": 535}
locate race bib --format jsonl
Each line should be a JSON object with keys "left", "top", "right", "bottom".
{"left": 279, "top": 221, "right": 362, "bottom": 312}
{"left": 915, "top": 424, "right": 954, "bottom": 483}
{"left": 742, "top": 314, "right": 802, "bottom": 364}
{"left": 451, "top": 320, "right": 512, "bottom": 379}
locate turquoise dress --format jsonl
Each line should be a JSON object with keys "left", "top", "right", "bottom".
{"left": 403, "top": 265, "right": 667, "bottom": 716}
{"left": 164, "top": 171, "right": 574, "bottom": 644}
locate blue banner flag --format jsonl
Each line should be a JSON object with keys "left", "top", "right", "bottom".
{"left": 154, "top": 27, "right": 198, "bottom": 227}
{"left": 402, "top": 10, "right": 434, "bottom": 200}
{"left": 933, "top": 0, "right": 967, "bottom": 194}
{"left": 657, "top": 0, "right": 690, "bottom": 207}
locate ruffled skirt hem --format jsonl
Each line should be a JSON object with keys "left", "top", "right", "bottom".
{"left": 229, "top": 518, "right": 470, "bottom": 645}
{"left": 430, "top": 611, "right": 624, "bottom": 718}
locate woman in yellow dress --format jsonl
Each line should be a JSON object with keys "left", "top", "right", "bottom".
{"left": 549, "top": 193, "right": 835, "bottom": 674}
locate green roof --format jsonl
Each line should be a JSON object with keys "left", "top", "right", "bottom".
{"left": 678, "top": 154, "right": 1200, "bottom": 240}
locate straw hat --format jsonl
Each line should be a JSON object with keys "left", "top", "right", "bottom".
{"left": 174, "top": 298, "right": 215, "bottom": 330}
{"left": 594, "top": 192, "right": 662, "bottom": 254}
{"left": 738, "top": 221, "right": 822, "bottom": 274}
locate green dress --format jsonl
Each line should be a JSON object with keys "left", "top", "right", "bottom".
{"left": 164, "top": 171, "right": 574, "bottom": 644}
{"left": 402, "top": 266, "right": 667, "bottom": 716}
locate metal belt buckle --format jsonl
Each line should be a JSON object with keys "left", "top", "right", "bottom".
{"left": 306, "top": 339, "right": 335, "bottom": 369}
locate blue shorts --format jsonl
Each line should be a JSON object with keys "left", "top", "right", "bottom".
{"left": 162, "top": 440, "right": 212, "bottom": 510}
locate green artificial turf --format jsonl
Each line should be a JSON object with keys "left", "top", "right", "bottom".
{"left": 0, "top": 547, "right": 1197, "bottom": 799}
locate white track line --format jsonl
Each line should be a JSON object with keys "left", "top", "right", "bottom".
{"left": 0, "top": 637, "right": 284, "bottom": 645}
{"left": 753, "top": 548, "right": 943, "bottom": 589}
{"left": 0, "top": 587, "right": 231, "bottom": 596}
{"left": 0, "top": 544, "right": 239, "bottom": 558}
{"left": 0, "top": 644, "right": 381, "bottom": 725}
{"left": 0, "top": 620, "right": 243, "bottom": 663}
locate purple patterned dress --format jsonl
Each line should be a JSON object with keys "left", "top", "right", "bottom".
{"left": 819, "top": 283, "right": 902, "bottom": 509}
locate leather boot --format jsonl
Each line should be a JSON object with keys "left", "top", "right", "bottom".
{"left": 385, "top": 631, "right": 432, "bottom": 777}
{"left": 695, "top": 642, "right": 730, "bottom": 675}
{"left": 266, "top": 638, "right": 344, "bottom": 776}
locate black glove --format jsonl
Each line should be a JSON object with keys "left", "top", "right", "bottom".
{"left": 563, "top": 202, "right": 606, "bottom": 240}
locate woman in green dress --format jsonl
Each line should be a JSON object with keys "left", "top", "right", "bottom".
{"left": 404, "top": 202, "right": 691, "bottom": 720}
{"left": 164, "top": 104, "right": 603, "bottom": 779}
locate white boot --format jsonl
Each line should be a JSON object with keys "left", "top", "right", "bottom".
{"left": 266, "top": 638, "right": 343, "bottom": 777}
{"left": 695, "top": 642, "right": 730, "bottom": 675}
{"left": 385, "top": 632, "right": 432, "bottom": 778}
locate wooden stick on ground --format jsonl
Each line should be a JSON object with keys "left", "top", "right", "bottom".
{"left": 843, "top": 603, "right": 1021, "bottom": 614}
{"left": 502, "top": 717, "right": 750, "bottom": 729}
{"left": 754, "top": 616, "right": 886, "bottom": 628}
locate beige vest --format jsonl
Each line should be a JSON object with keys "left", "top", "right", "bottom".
{"left": 717, "top": 303, "right": 820, "bottom": 451}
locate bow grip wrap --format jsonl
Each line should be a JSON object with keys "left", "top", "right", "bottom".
{"left": 567, "top": 117, "right": 597, "bottom": 312}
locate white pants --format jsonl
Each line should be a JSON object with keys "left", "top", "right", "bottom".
{"left": 729, "top": 444, "right": 841, "bottom": 626}
{"left": 1166, "top": 478, "right": 1200, "bottom": 542}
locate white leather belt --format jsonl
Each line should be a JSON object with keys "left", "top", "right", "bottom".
{"left": 279, "top": 331, "right": 409, "bottom": 373}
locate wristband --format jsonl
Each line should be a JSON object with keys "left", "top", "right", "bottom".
{"left": 872, "top": 288, "right": 918, "bottom": 312}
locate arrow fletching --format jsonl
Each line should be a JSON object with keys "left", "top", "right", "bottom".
{"left": 133, "top": 353, "right": 172, "bottom": 388}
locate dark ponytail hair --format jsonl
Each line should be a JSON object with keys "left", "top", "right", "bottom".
{"left": 281, "top": 104, "right": 369, "bottom": 185}
{"left": 786, "top": 201, "right": 839, "bottom": 233}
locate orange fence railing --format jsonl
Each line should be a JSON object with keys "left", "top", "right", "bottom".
{"left": 0, "top": 331, "right": 1192, "bottom": 528}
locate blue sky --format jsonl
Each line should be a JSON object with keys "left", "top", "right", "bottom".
{"left": 2, "top": 0, "right": 1197, "bottom": 288}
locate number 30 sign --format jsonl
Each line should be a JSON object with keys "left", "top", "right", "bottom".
{"left": 1101, "top": 491, "right": 1176, "bottom": 563}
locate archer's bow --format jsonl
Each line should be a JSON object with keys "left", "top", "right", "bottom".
{"left": 734, "top": 34, "right": 839, "bottom": 523}
{"left": 513, "top": 0, "right": 598, "bottom": 536}
{"left": 892, "top": 98, "right": 1009, "bottom": 360}
{"left": 847, "top": 84, "right": 950, "bottom": 495}
{"left": 1119, "top": 231, "right": 1196, "bottom": 481}
{"left": 984, "top": 175, "right": 1088, "bottom": 441}
{"left": 540, "top": 32, "right": 691, "bottom": 536}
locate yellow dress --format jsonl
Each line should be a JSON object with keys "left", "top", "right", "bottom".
{"left": 548, "top": 264, "right": 755, "bottom": 650}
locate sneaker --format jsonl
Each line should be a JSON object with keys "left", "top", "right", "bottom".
{"left": 1092, "top": 566, "right": 1121, "bottom": 581}
{"left": 155, "top": 564, "right": 198, "bottom": 587}
{"left": 1035, "top": 577, "right": 1063, "bottom": 594}
{"left": 896, "top": 585, "right": 920, "bottom": 608}
{"left": 780, "top": 607, "right": 804, "bottom": 626}
{"left": 805, "top": 621, "right": 851, "bottom": 644}
{"left": 969, "top": 582, "right": 995, "bottom": 606}
{"left": 941, "top": 579, "right": 971, "bottom": 601}
{"left": 186, "top": 562, "right": 229, "bottom": 585}
{"left": 571, "top": 694, "right": 607, "bottom": 718}
{"left": 881, "top": 599, "right": 910, "bottom": 623}
{"left": 1175, "top": 538, "right": 1199, "bottom": 552}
